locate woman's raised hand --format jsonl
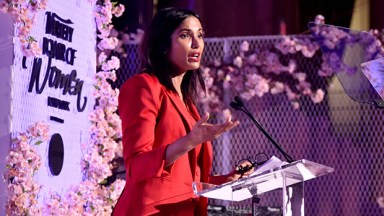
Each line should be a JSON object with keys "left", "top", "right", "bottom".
{"left": 165, "top": 113, "right": 239, "bottom": 166}
{"left": 188, "top": 113, "right": 240, "bottom": 146}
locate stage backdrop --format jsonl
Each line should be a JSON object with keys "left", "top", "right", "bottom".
{"left": 0, "top": 0, "right": 96, "bottom": 212}
{"left": 119, "top": 38, "right": 384, "bottom": 216}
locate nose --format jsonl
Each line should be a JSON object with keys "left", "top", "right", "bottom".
{"left": 191, "top": 35, "right": 202, "bottom": 49}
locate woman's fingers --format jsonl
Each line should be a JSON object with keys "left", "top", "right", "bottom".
{"left": 190, "top": 114, "right": 240, "bottom": 144}
{"left": 219, "top": 120, "right": 240, "bottom": 133}
{"left": 227, "top": 120, "right": 239, "bottom": 130}
{"left": 227, "top": 114, "right": 232, "bottom": 122}
{"left": 195, "top": 112, "right": 210, "bottom": 126}
{"left": 211, "top": 120, "right": 239, "bottom": 139}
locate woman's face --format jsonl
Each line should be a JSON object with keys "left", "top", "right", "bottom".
{"left": 168, "top": 16, "right": 204, "bottom": 75}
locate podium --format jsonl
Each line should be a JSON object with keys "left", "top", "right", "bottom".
{"left": 193, "top": 159, "right": 334, "bottom": 216}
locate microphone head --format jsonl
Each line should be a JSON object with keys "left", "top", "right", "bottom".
{"left": 234, "top": 96, "right": 245, "bottom": 107}
{"left": 230, "top": 101, "right": 241, "bottom": 110}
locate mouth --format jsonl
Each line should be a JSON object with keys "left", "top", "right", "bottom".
{"left": 188, "top": 52, "right": 201, "bottom": 62}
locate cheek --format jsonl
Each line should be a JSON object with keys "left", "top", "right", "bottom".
{"left": 170, "top": 46, "right": 186, "bottom": 62}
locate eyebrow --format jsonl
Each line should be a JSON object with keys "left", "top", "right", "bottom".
{"left": 177, "top": 28, "right": 204, "bottom": 33}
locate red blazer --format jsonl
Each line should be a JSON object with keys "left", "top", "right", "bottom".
{"left": 113, "top": 73, "right": 213, "bottom": 216}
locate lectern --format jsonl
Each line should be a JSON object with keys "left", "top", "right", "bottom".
{"left": 193, "top": 159, "right": 334, "bottom": 216}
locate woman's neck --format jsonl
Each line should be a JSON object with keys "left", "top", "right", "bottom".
{"left": 172, "top": 73, "right": 185, "bottom": 101}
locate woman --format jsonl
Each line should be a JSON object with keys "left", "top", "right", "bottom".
{"left": 113, "top": 8, "right": 250, "bottom": 216}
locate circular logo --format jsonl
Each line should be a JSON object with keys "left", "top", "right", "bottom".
{"left": 48, "top": 133, "right": 64, "bottom": 176}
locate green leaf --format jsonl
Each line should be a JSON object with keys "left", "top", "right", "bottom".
{"left": 99, "top": 179, "right": 107, "bottom": 185}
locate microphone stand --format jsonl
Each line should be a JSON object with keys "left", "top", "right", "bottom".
{"left": 230, "top": 98, "right": 294, "bottom": 163}
{"left": 231, "top": 97, "right": 295, "bottom": 216}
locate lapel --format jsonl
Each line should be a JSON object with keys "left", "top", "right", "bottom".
{"left": 188, "top": 103, "right": 213, "bottom": 182}
{"left": 164, "top": 89, "right": 198, "bottom": 180}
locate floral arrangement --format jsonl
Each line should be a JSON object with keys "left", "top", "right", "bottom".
{"left": 2, "top": 0, "right": 126, "bottom": 215}
{"left": 309, "top": 23, "right": 384, "bottom": 76}
{"left": 83, "top": 0, "right": 124, "bottom": 184}
{"left": 199, "top": 23, "right": 384, "bottom": 113}
{"left": 199, "top": 38, "right": 326, "bottom": 112}
{"left": 4, "top": 122, "right": 50, "bottom": 215}
{"left": 0, "top": 0, "right": 48, "bottom": 56}
{"left": 42, "top": 0, "right": 126, "bottom": 214}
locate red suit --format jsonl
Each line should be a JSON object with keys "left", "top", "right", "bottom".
{"left": 113, "top": 73, "right": 213, "bottom": 216}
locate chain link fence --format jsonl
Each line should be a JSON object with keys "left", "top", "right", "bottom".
{"left": 116, "top": 36, "right": 384, "bottom": 216}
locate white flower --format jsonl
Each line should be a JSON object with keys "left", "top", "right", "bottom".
{"left": 98, "top": 52, "right": 108, "bottom": 64}
{"left": 311, "top": 89, "right": 325, "bottom": 103}
{"left": 314, "top": 14, "right": 325, "bottom": 24}
{"left": 240, "top": 41, "right": 249, "bottom": 52}
{"left": 271, "top": 82, "right": 285, "bottom": 94}
{"left": 233, "top": 56, "right": 243, "bottom": 68}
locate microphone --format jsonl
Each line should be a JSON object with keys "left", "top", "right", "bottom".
{"left": 230, "top": 101, "right": 242, "bottom": 110}
{"left": 234, "top": 96, "right": 245, "bottom": 107}
{"left": 230, "top": 96, "right": 294, "bottom": 163}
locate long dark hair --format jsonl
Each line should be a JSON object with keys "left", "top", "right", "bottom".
{"left": 140, "top": 8, "right": 206, "bottom": 105}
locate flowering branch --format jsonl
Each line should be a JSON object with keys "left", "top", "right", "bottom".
{"left": 5, "top": 121, "right": 50, "bottom": 215}
{"left": 43, "top": 0, "right": 126, "bottom": 214}
{"left": 2, "top": 0, "right": 126, "bottom": 214}
{"left": 199, "top": 38, "right": 326, "bottom": 113}
{"left": 0, "top": 0, "right": 48, "bottom": 56}
{"left": 199, "top": 25, "right": 384, "bottom": 113}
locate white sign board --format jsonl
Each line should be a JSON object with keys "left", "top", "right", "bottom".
{"left": 2, "top": 0, "right": 97, "bottom": 208}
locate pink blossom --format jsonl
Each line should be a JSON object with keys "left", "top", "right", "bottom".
{"left": 246, "top": 54, "right": 258, "bottom": 65}
{"left": 275, "top": 36, "right": 296, "bottom": 54}
{"left": 22, "top": 40, "right": 42, "bottom": 57}
{"left": 109, "top": 96, "right": 119, "bottom": 107}
{"left": 97, "top": 37, "right": 119, "bottom": 50}
{"left": 318, "top": 68, "right": 333, "bottom": 77}
{"left": 240, "top": 41, "right": 249, "bottom": 52}
{"left": 240, "top": 92, "right": 253, "bottom": 101}
{"left": 287, "top": 60, "right": 296, "bottom": 73}
{"left": 108, "top": 56, "right": 120, "bottom": 70}
{"left": 205, "top": 77, "right": 214, "bottom": 87}
{"left": 89, "top": 112, "right": 98, "bottom": 122}
{"left": 314, "top": 14, "right": 325, "bottom": 24}
{"left": 323, "top": 39, "right": 336, "bottom": 49}
{"left": 111, "top": 4, "right": 125, "bottom": 17}
{"left": 254, "top": 78, "right": 270, "bottom": 97}
{"left": 271, "top": 82, "right": 285, "bottom": 94}
{"left": 217, "top": 69, "right": 224, "bottom": 79}
{"left": 233, "top": 56, "right": 243, "bottom": 68}
{"left": 286, "top": 87, "right": 298, "bottom": 100}
{"left": 318, "top": 61, "right": 333, "bottom": 76}
{"left": 296, "top": 80, "right": 311, "bottom": 94}
{"left": 291, "top": 101, "right": 300, "bottom": 109}
{"left": 98, "top": 52, "right": 108, "bottom": 64}
{"left": 92, "top": 89, "right": 101, "bottom": 99}
{"left": 311, "top": 89, "right": 325, "bottom": 103}
{"left": 294, "top": 72, "right": 307, "bottom": 82}
{"left": 233, "top": 80, "right": 244, "bottom": 92}
{"left": 301, "top": 46, "right": 317, "bottom": 58}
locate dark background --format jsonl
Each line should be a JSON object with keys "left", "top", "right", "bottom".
{"left": 113, "top": 0, "right": 384, "bottom": 37}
